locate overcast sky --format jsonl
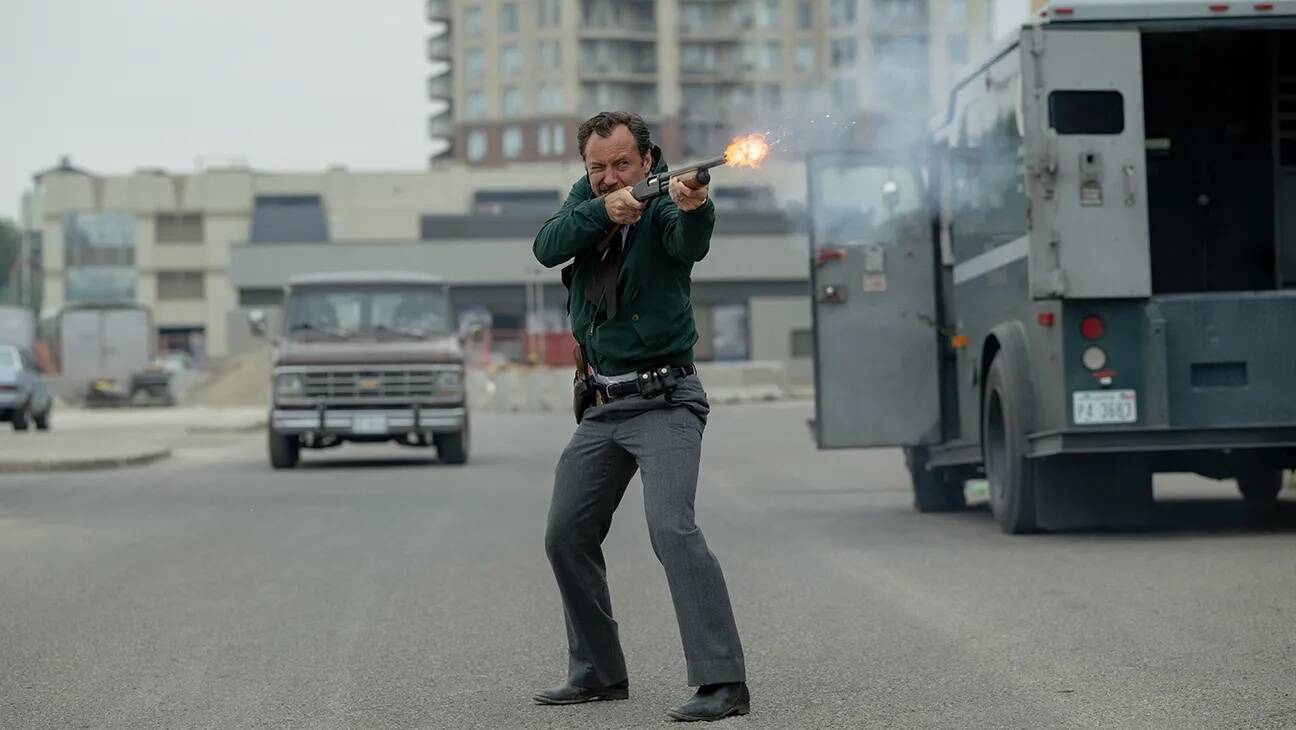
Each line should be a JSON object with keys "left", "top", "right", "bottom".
{"left": 1, "top": 0, "right": 1030, "bottom": 222}
{"left": 0, "top": 1, "right": 430, "bottom": 220}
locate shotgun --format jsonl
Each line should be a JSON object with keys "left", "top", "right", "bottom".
{"left": 630, "top": 155, "right": 726, "bottom": 202}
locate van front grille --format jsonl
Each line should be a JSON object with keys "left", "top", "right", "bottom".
{"left": 302, "top": 369, "right": 441, "bottom": 400}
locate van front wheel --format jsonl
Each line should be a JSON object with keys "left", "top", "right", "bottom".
{"left": 269, "top": 430, "right": 300, "bottom": 469}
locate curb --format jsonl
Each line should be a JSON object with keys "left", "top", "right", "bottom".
{"left": 0, "top": 448, "right": 173, "bottom": 474}
{"left": 186, "top": 420, "right": 267, "bottom": 435}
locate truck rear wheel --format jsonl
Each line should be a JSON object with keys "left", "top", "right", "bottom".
{"left": 904, "top": 447, "right": 967, "bottom": 512}
{"left": 983, "top": 355, "right": 1039, "bottom": 534}
{"left": 269, "top": 430, "right": 300, "bottom": 469}
{"left": 1237, "top": 469, "right": 1283, "bottom": 502}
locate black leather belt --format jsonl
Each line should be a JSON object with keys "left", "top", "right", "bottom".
{"left": 595, "top": 363, "right": 697, "bottom": 402}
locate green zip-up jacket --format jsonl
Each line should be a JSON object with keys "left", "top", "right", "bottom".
{"left": 533, "top": 146, "right": 715, "bottom": 375}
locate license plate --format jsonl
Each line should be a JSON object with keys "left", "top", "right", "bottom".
{"left": 1073, "top": 390, "right": 1137, "bottom": 425}
{"left": 352, "top": 415, "right": 388, "bottom": 434}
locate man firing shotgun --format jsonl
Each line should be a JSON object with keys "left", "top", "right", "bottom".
{"left": 530, "top": 111, "right": 766, "bottom": 723}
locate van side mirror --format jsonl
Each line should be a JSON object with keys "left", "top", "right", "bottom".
{"left": 248, "top": 309, "right": 268, "bottom": 337}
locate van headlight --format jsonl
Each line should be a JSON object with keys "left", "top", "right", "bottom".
{"left": 275, "top": 372, "right": 305, "bottom": 397}
{"left": 436, "top": 368, "right": 464, "bottom": 392}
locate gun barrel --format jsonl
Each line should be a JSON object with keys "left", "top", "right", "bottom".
{"left": 668, "top": 155, "right": 726, "bottom": 179}
{"left": 670, "top": 154, "right": 726, "bottom": 187}
{"left": 631, "top": 153, "right": 728, "bottom": 201}
{"left": 692, "top": 155, "right": 727, "bottom": 171}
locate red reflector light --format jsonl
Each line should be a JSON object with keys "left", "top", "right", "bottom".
{"left": 815, "top": 247, "right": 847, "bottom": 267}
{"left": 1255, "top": 2, "right": 1274, "bottom": 9}
{"left": 1209, "top": 3, "right": 1230, "bottom": 10}
{"left": 1053, "top": 6, "right": 1075, "bottom": 14}
{"left": 1037, "top": 312, "right": 1056, "bottom": 327}
{"left": 1081, "top": 316, "right": 1105, "bottom": 341}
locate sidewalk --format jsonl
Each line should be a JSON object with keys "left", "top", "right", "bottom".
{"left": 52, "top": 406, "right": 268, "bottom": 434}
{"left": 0, "top": 407, "right": 267, "bottom": 474}
{"left": 0, "top": 431, "right": 171, "bottom": 473}
{"left": 465, "top": 362, "right": 813, "bottom": 412}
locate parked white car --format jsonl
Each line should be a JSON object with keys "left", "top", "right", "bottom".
{"left": 0, "top": 345, "right": 53, "bottom": 431}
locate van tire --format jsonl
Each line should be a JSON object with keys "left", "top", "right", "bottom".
{"left": 436, "top": 424, "right": 469, "bottom": 465}
{"left": 436, "top": 431, "right": 468, "bottom": 465}
{"left": 904, "top": 447, "right": 967, "bottom": 512}
{"left": 982, "top": 354, "right": 1040, "bottom": 534}
{"left": 1237, "top": 469, "right": 1282, "bottom": 502}
{"left": 269, "top": 430, "right": 300, "bottom": 469}
{"left": 11, "top": 406, "right": 29, "bottom": 431}
{"left": 33, "top": 406, "right": 51, "bottom": 431}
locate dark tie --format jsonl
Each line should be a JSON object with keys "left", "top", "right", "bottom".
{"left": 586, "top": 224, "right": 633, "bottom": 320}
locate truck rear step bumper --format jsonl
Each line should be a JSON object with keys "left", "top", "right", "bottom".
{"left": 1029, "top": 425, "right": 1296, "bottom": 457}
{"left": 928, "top": 425, "right": 1296, "bottom": 467}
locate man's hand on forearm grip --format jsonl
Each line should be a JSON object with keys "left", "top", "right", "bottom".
{"left": 605, "top": 188, "right": 645, "bottom": 225}
{"left": 669, "top": 175, "right": 709, "bottom": 212}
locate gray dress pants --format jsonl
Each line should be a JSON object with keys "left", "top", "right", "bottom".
{"left": 543, "top": 375, "right": 747, "bottom": 688}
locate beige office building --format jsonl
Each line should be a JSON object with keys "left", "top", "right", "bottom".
{"left": 428, "top": 0, "right": 994, "bottom": 165}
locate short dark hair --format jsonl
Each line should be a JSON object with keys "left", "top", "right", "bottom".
{"left": 577, "top": 111, "right": 652, "bottom": 160}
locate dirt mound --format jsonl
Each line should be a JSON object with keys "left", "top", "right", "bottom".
{"left": 183, "top": 348, "right": 272, "bottom": 407}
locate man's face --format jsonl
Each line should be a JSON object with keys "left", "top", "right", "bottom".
{"left": 584, "top": 125, "right": 652, "bottom": 196}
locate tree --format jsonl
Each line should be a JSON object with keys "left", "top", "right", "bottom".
{"left": 0, "top": 218, "right": 20, "bottom": 304}
{"left": 0, "top": 218, "right": 19, "bottom": 275}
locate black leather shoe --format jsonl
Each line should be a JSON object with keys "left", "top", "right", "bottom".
{"left": 532, "top": 679, "right": 629, "bottom": 705}
{"left": 667, "top": 682, "right": 750, "bottom": 722}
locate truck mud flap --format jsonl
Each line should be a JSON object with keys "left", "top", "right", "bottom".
{"left": 1032, "top": 454, "right": 1153, "bottom": 531}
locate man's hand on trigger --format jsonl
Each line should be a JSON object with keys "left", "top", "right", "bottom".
{"left": 669, "top": 176, "right": 709, "bottom": 213}
{"left": 605, "top": 188, "right": 645, "bottom": 225}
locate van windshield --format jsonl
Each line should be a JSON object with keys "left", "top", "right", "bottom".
{"left": 283, "top": 285, "right": 451, "bottom": 339}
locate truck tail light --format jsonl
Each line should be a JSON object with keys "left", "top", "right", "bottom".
{"left": 1081, "top": 315, "right": 1105, "bottom": 341}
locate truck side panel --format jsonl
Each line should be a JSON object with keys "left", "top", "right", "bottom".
{"left": 940, "top": 47, "right": 1038, "bottom": 450}
{"left": 951, "top": 253, "right": 1031, "bottom": 444}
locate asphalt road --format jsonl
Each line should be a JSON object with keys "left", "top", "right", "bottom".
{"left": 1, "top": 402, "right": 1293, "bottom": 729}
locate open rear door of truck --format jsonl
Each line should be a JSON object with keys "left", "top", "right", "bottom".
{"left": 808, "top": 152, "right": 942, "bottom": 448}
{"left": 1024, "top": 27, "right": 1152, "bottom": 299}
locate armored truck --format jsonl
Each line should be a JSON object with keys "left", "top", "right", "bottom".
{"left": 809, "top": 1, "right": 1296, "bottom": 532}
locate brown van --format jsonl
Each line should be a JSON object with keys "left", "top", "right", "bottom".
{"left": 264, "top": 272, "right": 470, "bottom": 468}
